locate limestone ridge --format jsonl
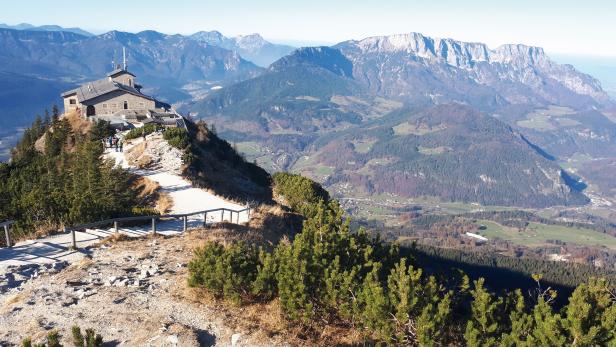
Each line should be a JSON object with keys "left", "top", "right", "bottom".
{"left": 335, "top": 32, "right": 611, "bottom": 107}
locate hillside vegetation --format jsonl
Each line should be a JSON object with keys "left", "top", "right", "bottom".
{"left": 0, "top": 113, "right": 155, "bottom": 241}
{"left": 182, "top": 120, "right": 272, "bottom": 202}
{"left": 187, "top": 174, "right": 616, "bottom": 345}
{"left": 312, "top": 104, "right": 588, "bottom": 207}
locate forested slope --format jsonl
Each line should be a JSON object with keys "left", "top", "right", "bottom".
{"left": 0, "top": 112, "right": 153, "bottom": 241}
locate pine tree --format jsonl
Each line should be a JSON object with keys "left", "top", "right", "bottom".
{"left": 416, "top": 291, "right": 453, "bottom": 347}
{"left": 564, "top": 278, "right": 616, "bottom": 346}
{"left": 358, "top": 263, "right": 394, "bottom": 342}
{"left": 386, "top": 257, "right": 422, "bottom": 342}
{"left": 500, "top": 289, "right": 532, "bottom": 347}
{"left": 465, "top": 278, "right": 503, "bottom": 347}
{"left": 527, "top": 297, "right": 566, "bottom": 346}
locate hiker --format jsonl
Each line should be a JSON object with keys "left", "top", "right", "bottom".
{"left": 142, "top": 132, "right": 146, "bottom": 141}
{"left": 108, "top": 136, "right": 113, "bottom": 148}
{"left": 119, "top": 140, "right": 124, "bottom": 153}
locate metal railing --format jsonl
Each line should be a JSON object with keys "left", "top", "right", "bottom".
{"left": 1, "top": 206, "right": 251, "bottom": 250}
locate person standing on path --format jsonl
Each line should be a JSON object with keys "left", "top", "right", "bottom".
{"left": 119, "top": 140, "right": 123, "bottom": 153}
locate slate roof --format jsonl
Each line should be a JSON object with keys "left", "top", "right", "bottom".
{"left": 61, "top": 77, "right": 154, "bottom": 104}
{"left": 107, "top": 68, "right": 136, "bottom": 78}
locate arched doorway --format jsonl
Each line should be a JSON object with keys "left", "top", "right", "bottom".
{"left": 86, "top": 105, "right": 95, "bottom": 116}
{"left": 123, "top": 101, "right": 128, "bottom": 110}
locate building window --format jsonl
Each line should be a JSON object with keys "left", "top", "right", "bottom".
{"left": 86, "top": 105, "right": 95, "bottom": 116}
{"left": 129, "top": 80, "right": 133, "bottom": 87}
{"left": 123, "top": 101, "right": 128, "bottom": 110}
{"left": 138, "top": 102, "right": 144, "bottom": 108}
{"left": 102, "top": 103, "right": 107, "bottom": 108}
{"left": 69, "top": 99, "right": 76, "bottom": 105}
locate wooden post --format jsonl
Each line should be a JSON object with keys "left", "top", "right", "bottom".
{"left": 114, "top": 221, "right": 119, "bottom": 234}
{"left": 151, "top": 217, "right": 157, "bottom": 235}
{"left": 70, "top": 228, "right": 77, "bottom": 249}
{"left": 4, "top": 225, "right": 11, "bottom": 248}
{"left": 204, "top": 212, "right": 208, "bottom": 227}
{"left": 183, "top": 216, "right": 187, "bottom": 232}
{"left": 221, "top": 209, "right": 225, "bottom": 222}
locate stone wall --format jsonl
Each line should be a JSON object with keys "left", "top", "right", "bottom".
{"left": 81, "top": 90, "right": 155, "bottom": 116}
{"left": 62, "top": 94, "right": 81, "bottom": 115}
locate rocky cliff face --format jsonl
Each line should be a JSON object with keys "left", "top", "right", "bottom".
{"left": 335, "top": 33, "right": 611, "bottom": 109}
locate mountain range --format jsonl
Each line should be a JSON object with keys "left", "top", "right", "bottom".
{"left": 334, "top": 33, "right": 610, "bottom": 109}
{"left": 0, "top": 22, "right": 93, "bottom": 37}
{"left": 194, "top": 36, "right": 614, "bottom": 208}
{"left": 1, "top": 24, "right": 615, "bottom": 210}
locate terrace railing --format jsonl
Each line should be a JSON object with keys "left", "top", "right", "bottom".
{"left": 1, "top": 206, "right": 251, "bottom": 250}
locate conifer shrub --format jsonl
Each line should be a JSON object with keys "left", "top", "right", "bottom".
{"left": 123, "top": 123, "right": 161, "bottom": 140}
{"left": 19, "top": 327, "right": 103, "bottom": 347}
{"left": 163, "top": 127, "right": 189, "bottom": 149}
{"left": 188, "top": 241, "right": 260, "bottom": 304}
{"left": 71, "top": 325, "right": 103, "bottom": 347}
{"left": 187, "top": 173, "right": 616, "bottom": 345}
{"left": 272, "top": 172, "right": 330, "bottom": 218}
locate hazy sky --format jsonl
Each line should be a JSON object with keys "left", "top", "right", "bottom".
{"left": 2, "top": 0, "right": 616, "bottom": 57}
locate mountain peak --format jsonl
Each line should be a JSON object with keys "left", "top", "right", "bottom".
{"left": 340, "top": 32, "right": 551, "bottom": 68}
{"left": 270, "top": 46, "right": 353, "bottom": 77}
{"left": 190, "top": 30, "right": 226, "bottom": 45}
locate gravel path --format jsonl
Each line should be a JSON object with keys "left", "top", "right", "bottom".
{"left": 0, "top": 234, "right": 290, "bottom": 346}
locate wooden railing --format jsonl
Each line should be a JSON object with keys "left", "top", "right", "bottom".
{"left": 1, "top": 206, "right": 251, "bottom": 250}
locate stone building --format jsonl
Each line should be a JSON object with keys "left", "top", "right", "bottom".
{"left": 61, "top": 68, "right": 169, "bottom": 120}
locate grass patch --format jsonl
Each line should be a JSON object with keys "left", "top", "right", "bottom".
{"left": 314, "top": 165, "right": 334, "bottom": 176}
{"left": 235, "top": 141, "right": 263, "bottom": 157}
{"left": 352, "top": 139, "right": 376, "bottom": 153}
{"left": 517, "top": 116, "right": 557, "bottom": 131}
{"left": 393, "top": 122, "right": 446, "bottom": 136}
{"left": 418, "top": 146, "right": 451, "bottom": 155}
{"left": 475, "top": 220, "right": 616, "bottom": 249}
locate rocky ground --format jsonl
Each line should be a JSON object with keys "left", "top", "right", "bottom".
{"left": 0, "top": 229, "right": 297, "bottom": 347}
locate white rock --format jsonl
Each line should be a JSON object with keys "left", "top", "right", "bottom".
{"left": 231, "top": 333, "right": 242, "bottom": 347}
{"left": 166, "top": 334, "right": 179, "bottom": 345}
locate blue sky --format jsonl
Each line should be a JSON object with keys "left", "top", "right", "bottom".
{"left": 2, "top": 0, "right": 615, "bottom": 56}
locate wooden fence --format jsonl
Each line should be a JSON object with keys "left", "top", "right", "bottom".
{"left": 1, "top": 206, "right": 251, "bottom": 250}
